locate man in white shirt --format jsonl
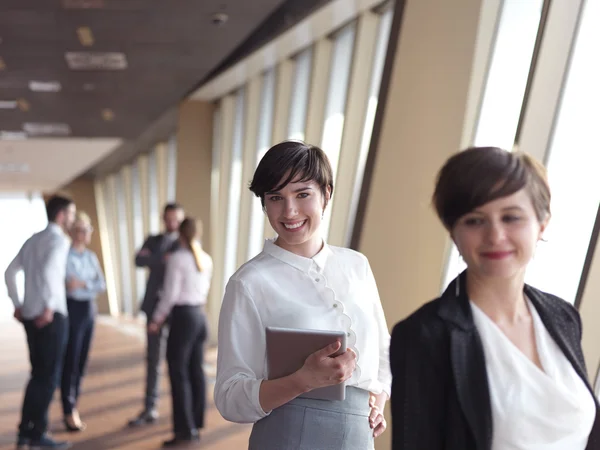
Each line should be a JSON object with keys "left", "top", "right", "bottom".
{"left": 5, "top": 195, "right": 76, "bottom": 449}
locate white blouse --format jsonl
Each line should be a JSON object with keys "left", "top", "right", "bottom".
{"left": 214, "top": 239, "right": 392, "bottom": 424}
{"left": 471, "top": 299, "right": 596, "bottom": 450}
{"left": 152, "top": 248, "right": 213, "bottom": 324}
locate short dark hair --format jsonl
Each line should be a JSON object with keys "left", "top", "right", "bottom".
{"left": 433, "top": 147, "right": 551, "bottom": 230}
{"left": 163, "top": 202, "right": 183, "bottom": 215}
{"left": 249, "top": 141, "right": 334, "bottom": 207}
{"left": 46, "top": 195, "right": 73, "bottom": 222}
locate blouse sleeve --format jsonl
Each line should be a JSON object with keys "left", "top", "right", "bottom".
{"left": 214, "top": 277, "right": 270, "bottom": 424}
{"left": 365, "top": 256, "right": 392, "bottom": 397}
{"left": 152, "top": 253, "right": 183, "bottom": 324}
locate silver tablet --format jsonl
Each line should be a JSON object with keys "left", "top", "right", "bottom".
{"left": 265, "top": 326, "right": 347, "bottom": 401}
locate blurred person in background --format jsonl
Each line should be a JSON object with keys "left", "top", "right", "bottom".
{"left": 5, "top": 195, "right": 76, "bottom": 449}
{"left": 128, "top": 202, "right": 185, "bottom": 427}
{"left": 149, "top": 217, "right": 213, "bottom": 447}
{"left": 61, "top": 211, "right": 106, "bottom": 432}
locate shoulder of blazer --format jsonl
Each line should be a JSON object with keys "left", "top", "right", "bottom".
{"left": 525, "top": 284, "right": 582, "bottom": 341}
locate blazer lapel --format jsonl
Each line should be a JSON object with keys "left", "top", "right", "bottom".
{"left": 438, "top": 272, "right": 493, "bottom": 450}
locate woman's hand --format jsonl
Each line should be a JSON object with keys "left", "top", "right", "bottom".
{"left": 295, "top": 341, "right": 356, "bottom": 391}
{"left": 66, "top": 277, "right": 87, "bottom": 293}
{"left": 369, "top": 391, "right": 388, "bottom": 438}
{"left": 147, "top": 322, "right": 161, "bottom": 334}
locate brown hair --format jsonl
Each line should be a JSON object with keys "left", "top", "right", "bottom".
{"left": 433, "top": 147, "right": 551, "bottom": 230}
{"left": 179, "top": 217, "right": 205, "bottom": 272}
{"left": 249, "top": 140, "right": 334, "bottom": 208}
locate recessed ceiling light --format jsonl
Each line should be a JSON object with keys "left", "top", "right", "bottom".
{"left": 0, "top": 100, "right": 17, "bottom": 109}
{"left": 101, "top": 108, "right": 114, "bottom": 121}
{"left": 0, "top": 131, "right": 27, "bottom": 140}
{"left": 65, "top": 52, "right": 128, "bottom": 70}
{"left": 29, "top": 80, "right": 62, "bottom": 92}
{"left": 23, "top": 122, "right": 71, "bottom": 137}
{"left": 77, "top": 26, "right": 95, "bottom": 46}
{"left": 62, "top": 0, "right": 104, "bottom": 9}
{"left": 0, "top": 163, "right": 30, "bottom": 173}
{"left": 211, "top": 13, "right": 229, "bottom": 26}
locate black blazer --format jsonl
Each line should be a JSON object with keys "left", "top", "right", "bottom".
{"left": 135, "top": 234, "right": 178, "bottom": 317}
{"left": 390, "top": 271, "right": 600, "bottom": 450}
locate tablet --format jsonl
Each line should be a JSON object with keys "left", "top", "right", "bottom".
{"left": 265, "top": 326, "right": 347, "bottom": 401}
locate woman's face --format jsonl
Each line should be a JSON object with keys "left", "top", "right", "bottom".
{"left": 451, "top": 189, "right": 547, "bottom": 281}
{"left": 72, "top": 220, "right": 92, "bottom": 246}
{"left": 264, "top": 177, "right": 330, "bottom": 257}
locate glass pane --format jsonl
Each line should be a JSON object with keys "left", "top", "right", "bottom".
{"left": 321, "top": 23, "right": 357, "bottom": 239}
{"left": 347, "top": 8, "right": 394, "bottom": 246}
{"left": 115, "top": 173, "right": 132, "bottom": 314}
{"left": 288, "top": 48, "right": 313, "bottom": 141}
{"left": 166, "top": 135, "right": 177, "bottom": 203}
{"left": 148, "top": 150, "right": 160, "bottom": 235}
{"left": 223, "top": 89, "right": 246, "bottom": 282}
{"left": 525, "top": 0, "right": 600, "bottom": 303}
{"left": 131, "top": 164, "right": 146, "bottom": 310}
{"left": 248, "top": 70, "right": 276, "bottom": 260}
{"left": 442, "top": 0, "right": 544, "bottom": 289}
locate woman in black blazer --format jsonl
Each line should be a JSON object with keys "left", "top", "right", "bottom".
{"left": 390, "top": 147, "right": 600, "bottom": 450}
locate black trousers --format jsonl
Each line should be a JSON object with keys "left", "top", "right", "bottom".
{"left": 20, "top": 313, "right": 68, "bottom": 440}
{"left": 61, "top": 298, "right": 95, "bottom": 415}
{"left": 166, "top": 305, "right": 207, "bottom": 436}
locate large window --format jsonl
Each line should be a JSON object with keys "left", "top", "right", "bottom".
{"left": 166, "top": 135, "right": 177, "bottom": 203}
{"left": 115, "top": 173, "right": 133, "bottom": 314}
{"left": 321, "top": 23, "right": 357, "bottom": 238}
{"left": 443, "top": 0, "right": 545, "bottom": 288}
{"left": 223, "top": 89, "right": 246, "bottom": 282}
{"left": 287, "top": 48, "right": 313, "bottom": 141}
{"left": 526, "top": 0, "right": 600, "bottom": 303}
{"left": 148, "top": 150, "right": 160, "bottom": 235}
{"left": 248, "top": 70, "right": 276, "bottom": 260}
{"left": 130, "top": 164, "right": 146, "bottom": 310}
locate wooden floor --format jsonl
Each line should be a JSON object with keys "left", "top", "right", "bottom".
{"left": 0, "top": 316, "right": 251, "bottom": 450}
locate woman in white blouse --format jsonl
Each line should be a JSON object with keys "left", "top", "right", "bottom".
{"left": 148, "top": 217, "right": 213, "bottom": 448}
{"left": 215, "top": 141, "right": 391, "bottom": 450}
{"left": 390, "top": 147, "right": 600, "bottom": 449}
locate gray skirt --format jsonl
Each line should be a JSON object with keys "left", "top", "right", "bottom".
{"left": 249, "top": 387, "right": 375, "bottom": 450}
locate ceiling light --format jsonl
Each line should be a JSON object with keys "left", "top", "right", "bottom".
{"left": 23, "top": 122, "right": 71, "bottom": 137}
{"left": 77, "top": 27, "right": 95, "bottom": 46}
{"left": 29, "top": 80, "right": 62, "bottom": 92}
{"left": 0, "top": 100, "right": 17, "bottom": 109}
{"left": 65, "top": 52, "right": 128, "bottom": 70}
{"left": 101, "top": 108, "right": 114, "bottom": 121}
{"left": 0, "top": 163, "right": 30, "bottom": 173}
{"left": 17, "top": 99, "right": 30, "bottom": 112}
{"left": 211, "top": 13, "right": 229, "bottom": 26}
{"left": 62, "top": 0, "right": 104, "bottom": 8}
{"left": 0, "top": 131, "right": 27, "bottom": 140}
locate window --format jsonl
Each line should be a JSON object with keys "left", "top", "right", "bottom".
{"left": 166, "top": 135, "right": 177, "bottom": 203}
{"left": 287, "top": 48, "right": 313, "bottom": 141}
{"left": 443, "top": 0, "right": 545, "bottom": 289}
{"left": 115, "top": 173, "right": 133, "bottom": 314}
{"left": 148, "top": 150, "right": 160, "bottom": 235}
{"left": 130, "top": 163, "right": 146, "bottom": 310}
{"left": 321, "top": 23, "right": 357, "bottom": 238}
{"left": 223, "top": 89, "right": 246, "bottom": 281}
{"left": 526, "top": 0, "right": 600, "bottom": 303}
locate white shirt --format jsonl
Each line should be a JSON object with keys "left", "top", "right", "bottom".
{"left": 4, "top": 223, "right": 71, "bottom": 319}
{"left": 152, "top": 247, "right": 213, "bottom": 324}
{"left": 215, "top": 239, "right": 392, "bottom": 424}
{"left": 471, "top": 299, "right": 596, "bottom": 449}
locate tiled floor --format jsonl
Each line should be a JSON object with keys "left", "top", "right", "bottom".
{"left": 0, "top": 317, "right": 251, "bottom": 449}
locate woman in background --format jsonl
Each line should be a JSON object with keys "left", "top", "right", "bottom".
{"left": 61, "top": 211, "right": 106, "bottom": 432}
{"left": 149, "top": 217, "right": 213, "bottom": 448}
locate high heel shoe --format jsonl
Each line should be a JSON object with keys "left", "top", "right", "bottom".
{"left": 64, "top": 412, "right": 86, "bottom": 433}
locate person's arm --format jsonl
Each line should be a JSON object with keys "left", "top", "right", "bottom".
{"left": 364, "top": 256, "right": 391, "bottom": 437}
{"left": 390, "top": 317, "right": 446, "bottom": 449}
{"left": 88, "top": 251, "right": 107, "bottom": 294}
{"left": 40, "top": 235, "right": 69, "bottom": 309}
{"left": 135, "top": 236, "right": 163, "bottom": 268}
{"left": 4, "top": 246, "right": 24, "bottom": 309}
{"left": 151, "top": 254, "right": 182, "bottom": 325}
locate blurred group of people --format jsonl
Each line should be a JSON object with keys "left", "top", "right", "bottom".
{"left": 5, "top": 139, "right": 600, "bottom": 450}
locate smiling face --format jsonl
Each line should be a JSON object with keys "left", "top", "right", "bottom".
{"left": 264, "top": 177, "right": 331, "bottom": 258}
{"left": 451, "top": 189, "right": 548, "bottom": 281}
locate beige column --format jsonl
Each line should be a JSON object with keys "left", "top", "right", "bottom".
{"left": 137, "top": 154, "right": 150, "bottom": 238}
{"left": 155, "top": 142, "right": 169, "bottom": 210}
{"left": 120, "top": 164, "right": 138, "bottom": 312}
{"left": 354, "top": 1, "right": 493, "bottom": 448}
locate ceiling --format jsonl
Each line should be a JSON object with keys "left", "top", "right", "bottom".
{"left": 0, "top": 0, "right": 296, "bottom": 189}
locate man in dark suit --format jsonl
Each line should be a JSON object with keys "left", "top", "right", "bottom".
{"left": 128, "top": 202, "right": 184, "bottom": 427}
